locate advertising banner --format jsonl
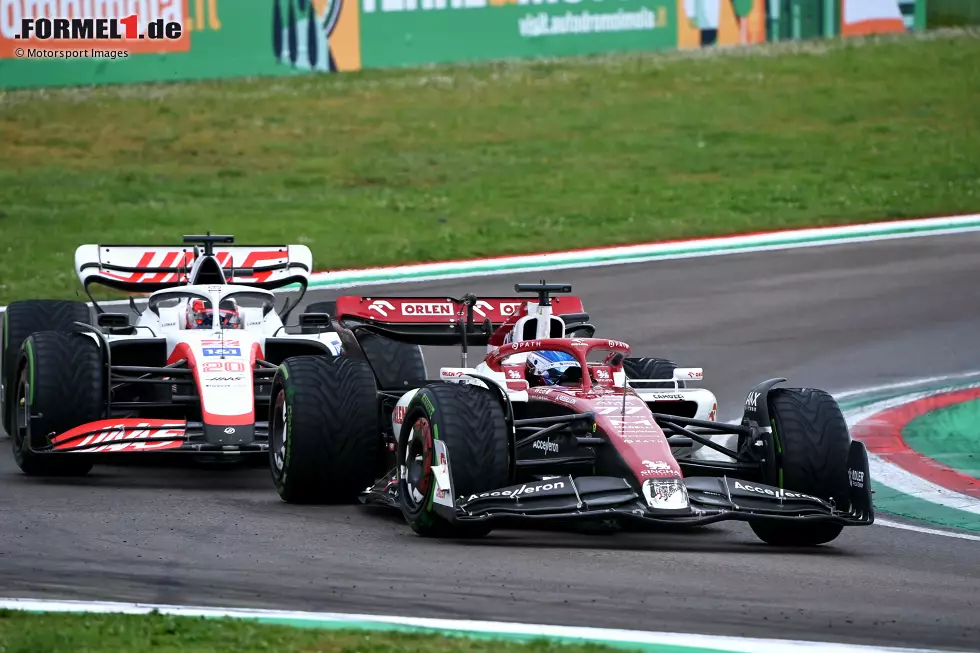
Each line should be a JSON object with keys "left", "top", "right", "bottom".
{"left": 359, "top": 0, "right": 677, "bottom": 69}
{"left": 0, "top": 0, "right": 361, "bottom": 89}
{"left": 841, "top": 0, "right": 908, "bottom": 36}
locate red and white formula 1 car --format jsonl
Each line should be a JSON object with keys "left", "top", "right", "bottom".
{"left": 270, "top": 282, "right": 873, "bottom": 546}
{"left": 0, "top": 234, "right": 399, "bottom": 476}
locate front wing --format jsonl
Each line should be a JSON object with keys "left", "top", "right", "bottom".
{"left": 363, "top": 441, "right": 874, "bottom": 529}
{"left": 33, "top": 419, "right": 268, "bottom": 454}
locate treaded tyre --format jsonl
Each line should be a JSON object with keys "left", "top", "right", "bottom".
{"left": 750, "top": 388, "right": 852, "bottom": 546}
{"left": 305, "top": 300, "right": 427, "bottom": 388}
{"left": 268, "top": 355, "right": 381, "bottom": 503}
{"left": 12, "top": 331, "right": 103, "bottom": 476}
{"left": 359, "top": 333, "right": 427, "bottom": 389}
{"left": 623, "top": 357, "right": 686, "bottom": 389}
{"left": 3, "top": 300, "right": 91, "bottom": 435}
{"left": 398, "top": 383, "right": 509, "bottom": 538}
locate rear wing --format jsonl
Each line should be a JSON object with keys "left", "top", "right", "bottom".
{"left": 333, "top": 295, "right": 586, "bottom": 346}
{"left": 75, "top": 243, "right": 313, "bottom": 293}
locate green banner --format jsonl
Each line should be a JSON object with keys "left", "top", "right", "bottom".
{"left": 360, "top": 0, "right": 677, "bottom": 68}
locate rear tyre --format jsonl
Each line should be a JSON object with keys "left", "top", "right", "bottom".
{"left": 623, "top": 357, "right": 686, "bottom": 389}
{"left": 750, "top": 388, "right": 851, "bottom": 546}
{"left": 268, "top": 356, "right": 381, "bottom": 503}
{"left": 12, "top": 332, "right": 103, "bottom": 476}
{"left": 358, "top": 333, "right": 427, "bottom": 389}
{"left": 304, "top": 300, "right": 427, "bottom": 388}
{"left": 398, "top": 383, "right": 509, "bottom": 538}
{"left": 3, "top": 300, "right": 91, "bottom": 435}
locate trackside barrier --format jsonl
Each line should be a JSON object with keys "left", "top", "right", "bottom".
{"left": 0, "top": 0, "right": 927, "bottom": 90}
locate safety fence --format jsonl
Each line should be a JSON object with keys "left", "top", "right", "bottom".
{"left": 0, "top": 0, "right": 932, "bottom": 90}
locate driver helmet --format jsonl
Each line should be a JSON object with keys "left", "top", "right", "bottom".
{"left": 526, "top": 351, "right": 581, "bottom": 386}
{"left": 185, "top": 298, "right": 242, "bottom": 330}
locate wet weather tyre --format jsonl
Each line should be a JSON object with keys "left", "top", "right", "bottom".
{"left": 305, "top": 301, "right": 427, "bottom": 388}
{"left": 358, "top": 333, "right": 427, "bottom": 389}
{"left": 268, "top": 356, "right": 381, "bottom": 504}
{"left": 398, "top": 383, "right": 509, "bottom": 538}
{"left": 623, "top": 357, "right": 686, "bottom": 389}
{"left": 3, "top": 300, "right": 91, "bottom": 435}
{"left": 12, "top": 331, "right": 103, "bottom": 476}
{"left": 750, "top": 388, "right": 852, "bottom": 546}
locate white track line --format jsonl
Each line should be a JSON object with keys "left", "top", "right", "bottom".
{"left": 873, "top": 518, "right": 980, "bottom": 542}
{"left": 0, "top": 598, "right": 957, "bottom": 653}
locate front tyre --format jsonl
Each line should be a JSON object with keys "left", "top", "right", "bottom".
{"left": 398, "top": 384, "right": 509, "bottom": 538}
{"left": 3, "top": 300, "right": 91, "bottom": 435}
{"left": 750, "top": 388, "right": 852, "bottom": 546}
{"left": 12, "top": 332, "right": 103, "bottom": 476}
{"left": 268, "top": 356, "right": 380, "bottom": 504}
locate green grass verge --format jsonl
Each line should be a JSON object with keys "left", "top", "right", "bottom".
{"left": 1, "top": 30, "right": 979, "bottom": 303}
{"left": 0, "top": 611, "right": 632, "bottom": 653}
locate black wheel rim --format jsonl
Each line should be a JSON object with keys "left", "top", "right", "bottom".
{"left": 270, "top": 388, "right": 287, "bottom": 474}
{"left": 400, "top": 416, "right": 434, "bottom": 515}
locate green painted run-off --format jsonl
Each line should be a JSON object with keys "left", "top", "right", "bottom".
{"left": 903, "top": 399, "right": 980, "bottom": 480}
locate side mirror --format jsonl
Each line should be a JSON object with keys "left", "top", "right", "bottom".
{"left": 299, "top": 312, "right": 331, "bottom": 334}
{"left": 97, "top": 313, "right": 130, "bottom": 329}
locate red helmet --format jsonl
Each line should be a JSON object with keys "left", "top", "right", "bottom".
{"left": 185, "top": 298, "right": 242, "bottom": 330}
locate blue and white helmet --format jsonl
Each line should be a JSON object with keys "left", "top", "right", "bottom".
{"left": 526, "top": 350, "right": 580, "bottom": 386}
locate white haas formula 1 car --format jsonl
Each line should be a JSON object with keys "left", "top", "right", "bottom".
{"left": 270, "top": 282, "right": 873, "bottom": 546}
{"left": 0, "top": 234, "right": 369, "bottom": 477}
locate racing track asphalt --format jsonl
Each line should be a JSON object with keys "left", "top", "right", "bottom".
{"left": 2, "top": 233, "right": 980, "bottom": 651}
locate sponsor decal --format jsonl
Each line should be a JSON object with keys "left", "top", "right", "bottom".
{"left": 402, "top": 302, "right": 453, "bottom": 316}
{"left": 594, "top": 368, "right": 610, "bottom": 380}
{"left": 441, "top": 369, "right": 465, "bottom": 378}
{"left": 473, "top": 300, "right": 523, "bottom": 318}
{"left": 733, "top": 481, "right": 818, "bottom": 501}
{"left": 556, "top": 394, "right": 575, "bottom": 406}
{"left": 623, "top": 436, "right": 666, "bottom": 443}
{"left": 569, "top": 339, "right": 589, "bottom": 347}
{"left": 206, "top": 376, "right": 245, "bottom": 382}
{"left": 532, "top": 439, "right": 559, "bottom": 455}
{"left": 641, "top": 459, "right": 674, "bottom": 477}
{"left": 223, "top": 427, "right": 236, "bottom": 435}
{"left": 745, "top": 391, "right": 761, "bottom": 409}
{"left": 607, "top": 339, "right": 629, "bottom": 349}
{"left": 368, "top": 300, "right": 396, "bottom": 317}
{"left": 507, "top": 369, "right": 521, "bottom": 379}
{"left": 849, "top": 469, "right": 866, "bottom": 488}
{"left": 532, "top": 387, "right": 552, "bottom": 395}
{"left": 57, "top": 422, "right": 184, "bottom": 453}
{"left": 509, "top": 340, "right": 543, "bottom": 351}
{"left": 643, "top": 478, "right": 688, "bottom": 509}
{"left": 465, "top": 480, "right": 566, "bottom": 502}
{"left": 393, "top": 405, "right": 406, "bottom": 424}
{"left": 647, "top": 393, "right": 684, "bottom": 401}
{"left": 596, "top": 405, "right": 645, "bottom": 415}
{"left": 202, "top": 339, "right": 241, "bottom": 347}
{"left": 608, "top": 418, "right": 655, "bottom": 429}
{"left": 202, "top": 347, "right": 241, "bottom": 357}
